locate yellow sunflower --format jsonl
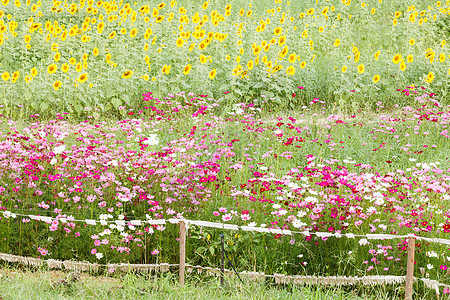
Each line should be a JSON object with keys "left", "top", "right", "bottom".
{"left": 425, "top": 72, "right": 434, "bottom": 83}
{"left": 183, "top": 64, "right": 192, "bottom": 75}
{"left": 373, "top": 75, "right": 380, "bottom": 83}
{"left": 47, "top": 64, "right": 57, "bottom": 74}
{"left": 209, "top": 68, "right": 217, "bottom": 80}
{"left": 76, "top": 62, "right": 83, "bottom": 72}
{"left": 288, "top": 53, "right": 296, "bottom": 64}
{"left": 399, "top": 61, "right": 406, "bottom": 71}
{"left": 176, "top": 38, "right": 184, "bottom": 48}
{"left": 286, "top": 65, "right": 295, "bottom": 76}
{"left": 374, "top": 50, "right": 381, "bottom": 61}
{"left": 357, "top": 64, "right": 365, "bottom": 74}
{"left": 11, "top": 70, "right": 19, "bottom": 81}
{"left": 62, "top": 63, "right": 69, "bottom": 73}
{"left": 122, "top": 70, "right": 133, "bottom": 79}
{"left": 53, "top": 80, "right": 62, "bottom": 90}
{"left": 247, "top": 60, "right": 254, "bottom": 70}
{"left": 31, "top": 67, "right": 38, "bottom": 77}
{"left": 274, "top": 27, "right": 282, "bottom": 35}
{"left": 77, "top": 73, "right": 88, "bottom": 83}
{"left": 392, "top": 54, "right": 402, "bottom": 64}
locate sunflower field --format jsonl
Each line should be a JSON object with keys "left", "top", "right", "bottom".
{"left": 0, "top": 0, "right": 448, "bottom": 118}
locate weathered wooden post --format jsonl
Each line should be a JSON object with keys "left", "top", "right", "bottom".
{"left": 179, "top": 220, "right": 186, "bottom": 285}
{"left": 220, "top": 233, "right": 225, "bottom": 285}
{"left": 405, "top": 237, "right": 416, "bottom": 300}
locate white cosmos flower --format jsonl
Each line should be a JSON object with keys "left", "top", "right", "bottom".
{"left": 53, "top": 144, "right": 66, "bottom": 154}
{"left": 374, "top": 198, "right": 385, "bottom": 206}
{"left": 107, "top": 160, "right": 119, "bottom": 167}
{"left": 305, "top": 196, "right": 318, "bottom": 203}
{"left": 297, "top": 211, "right": 307, "bottom": 218}
{"left": 143, "top": 134, "right": 159, "bottom": 145}
{"left": 359, "top": 238, "right": 369, "bottom": 246}
{"left": 292, "top": 219, "right": 307, "bottom": 228}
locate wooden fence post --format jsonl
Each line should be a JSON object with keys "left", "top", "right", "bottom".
{"left": 179, "top": 220, "right": 186, "bottom": 286}
{"left": 405, "top": 237, "right": 415, "bottom": 300}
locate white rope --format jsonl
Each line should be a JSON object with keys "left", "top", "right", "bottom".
{"left": 1, "top": 210, "right": 450, "bottom": 245}
{"left": 0, "top": 252, "right": 177, "bottom": 272}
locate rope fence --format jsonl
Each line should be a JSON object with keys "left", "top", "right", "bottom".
{"left": 2, "top": 210, "right": 450, "bottom": 246}
{"left": 2, "top": 210, "right": 450, "bottom": 298}
{"left": 0, "top": 251, "right": 448, "bottom": 295}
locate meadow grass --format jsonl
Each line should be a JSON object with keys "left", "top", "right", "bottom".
{"left": 0, "top": 263, "right": 406, "bottom": 300}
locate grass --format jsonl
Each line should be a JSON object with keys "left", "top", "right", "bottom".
{"left": 0, "top": 263, "right": 400, "bottom": 300}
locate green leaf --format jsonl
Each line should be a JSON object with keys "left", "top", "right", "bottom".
{"left": 106, "top": 89, "right": 116, "bottom": 99}
{"left": 253, "top": 82, "right": 263, "bottom": 89}
{"left": 104, "top": 103, "right": 112, "bottom": 111}
{"left": 40, "top": 102, "right": 49, "bottom": 112}
{"left": 209, "top": 245, "right": 215, "bottom": 256}
{"left": 74, "top": 104, "right": 83, "bottom": 113}
{"left": 24, "top": 90, "right": 32, "bottom": 101}
{"left": 111, "top": 97, "right": 122, "bottom": 109}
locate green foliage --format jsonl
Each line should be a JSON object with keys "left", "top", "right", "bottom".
{"left": 0, "top": 0, "right": 448, "bottom": 118}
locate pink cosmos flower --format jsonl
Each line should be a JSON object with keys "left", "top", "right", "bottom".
{"left": 241, "top": 214, "right": 251, "bottom": 221}
{"left": 222, "top": 213, "right": 232, "bottom": 222}
{"left": 38, "top": 247, "right": 48, "bottom": 256}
